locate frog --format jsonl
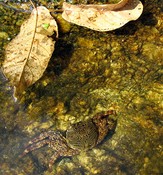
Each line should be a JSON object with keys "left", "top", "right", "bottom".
{"left": 20, "top": 110, "right": 117, "bottom": 170}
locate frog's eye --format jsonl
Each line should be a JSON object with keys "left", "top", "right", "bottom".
{"left": 42, "top": 23, "right": 50, "bottom": 30}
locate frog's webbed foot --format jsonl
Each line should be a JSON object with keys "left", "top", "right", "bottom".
{"left": 27, "top": 130, "right": 57, "bottom": 145}
{"left": 20, "top": 131, "right": 61, "bottom": 158}
{"left": 20, "top": 139, "right": 51, "bottom": 158}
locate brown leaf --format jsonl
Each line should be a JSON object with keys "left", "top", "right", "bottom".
{"left": 2, "top": 6, "right": 58, "bottom": 98}
{"left": 62, "top": 0, "right": 143, "bottom": 31}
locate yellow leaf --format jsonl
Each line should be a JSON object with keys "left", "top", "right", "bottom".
{"left": 62, "top": 0, "right": 143, "bottom": 31}
{"left": 2, "top": 6, "right": 58, "bottom": 98}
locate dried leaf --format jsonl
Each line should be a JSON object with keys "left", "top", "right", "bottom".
{"left": 2, "top": 6, "right": 58, "bottom": 98}
{"left": 62, "top": 0, "right": 143, "bottom": 31}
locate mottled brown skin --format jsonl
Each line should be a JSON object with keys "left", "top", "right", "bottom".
{"left": 20, "top": 110, "right": 116, "bottom": 170}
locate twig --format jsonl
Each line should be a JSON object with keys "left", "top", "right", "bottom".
{"left": 0, "top": 2, "right": 31, "bottom": 13}
{"left": 0, "top": 1, "right": 63, "bottom": 14}
{"left": 29, "top": 0, "right": 35, "bottom": 9}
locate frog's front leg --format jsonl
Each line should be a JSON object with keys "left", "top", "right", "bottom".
{"left": 48, "top": 147, "right": 79, "bottom": 171}
{"left": 49, "top": 152, "right": 60, "bottom": 171}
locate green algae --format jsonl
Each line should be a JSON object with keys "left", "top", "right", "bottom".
{"left": 0, "top": 0, "right": 163, "bottom": 174}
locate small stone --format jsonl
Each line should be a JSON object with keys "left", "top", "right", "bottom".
{"left": 0, "top": 32, "right": 9, "bottom": 39}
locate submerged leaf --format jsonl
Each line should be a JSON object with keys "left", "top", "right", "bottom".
{"left": 62, "top": 0, "right": 143, "bottom": 31}
{"left": 2, "top": 6, "right": 58, "bottom": 98}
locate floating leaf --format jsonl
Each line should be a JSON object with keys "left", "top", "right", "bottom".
{"left": 62, "top": 0, "right": 143, "bottom": 31}
{"left": 2, "top": 6, "right": 58, "bottom": 98}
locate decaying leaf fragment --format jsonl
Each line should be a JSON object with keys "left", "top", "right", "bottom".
{"left": 62, "top": 0, "right": 143, "bottom": 31}
{"left": 3, "top": 6, "right": 58, "bottom": 98}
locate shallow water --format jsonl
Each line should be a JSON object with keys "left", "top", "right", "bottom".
{"left": 0, "top": 0, "right": 162, "bottom": 174}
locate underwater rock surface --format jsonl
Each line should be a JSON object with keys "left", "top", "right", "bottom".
{"left": 0, "top": 0, "right": 162, "bottom": 174}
